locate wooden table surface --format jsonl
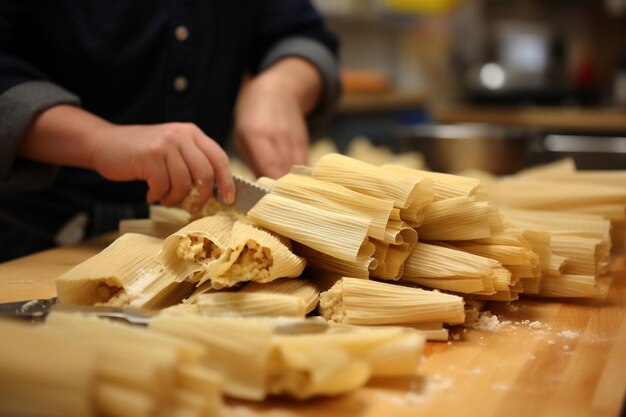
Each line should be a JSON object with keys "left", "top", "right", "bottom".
{"left": 1, "top": 236, "right": 625, "bottom": 417}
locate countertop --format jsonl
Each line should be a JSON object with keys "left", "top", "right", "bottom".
{"left": 434, "top": 106, "right": 626, "bottom": 133}
{"left": 1, "top": 235, "right": 625, "bottom": 417}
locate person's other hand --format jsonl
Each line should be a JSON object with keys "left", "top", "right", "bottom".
{"left": 91, "top": 123, "right": 235, "bottom": 210}
{"left": 234, "top": 75, "right": 308, "bottom": 179}
{"left": 234, "top": 58, "right": 322, "bottom": 179}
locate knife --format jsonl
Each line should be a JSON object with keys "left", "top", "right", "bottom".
{"left": 216, "top": 175, "right": 268, "bottom": 214}
{"left": 0, "top": 298, "right": 153, "bottom": 325}
{"left": 0, "top": 298, "right": 329, "bottom": 334}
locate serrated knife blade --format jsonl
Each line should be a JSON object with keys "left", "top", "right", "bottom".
{"left": 217, "top": 175, "right": 267, "bottom": 214}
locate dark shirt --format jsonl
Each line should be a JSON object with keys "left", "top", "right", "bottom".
{"left": 0, "top": 0, "right": 339, "bottom": 260}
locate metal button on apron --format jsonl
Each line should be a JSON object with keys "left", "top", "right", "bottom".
{"left": 174, "top": 25, "right": 189, "bottom": 42}
{"left": 173, "top": 76, "right": 188, "bottom": 92}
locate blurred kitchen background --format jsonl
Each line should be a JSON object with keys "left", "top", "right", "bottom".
{"left": 311, "top": 0, "right": 626, "bottom": 173}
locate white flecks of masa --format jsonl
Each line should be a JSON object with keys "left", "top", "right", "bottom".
{"left": 528, "top": 321, "right": 543, "bottom": 330}
{"left": 452, "top": 333, "right": 461, "bottom": 341}
{"left": 507, "top": 302, "right": 519, "bottom": 312}
{"left": 558, "top": 330, "right": 580, "bottom": 339}
{"left": 377, "top": 375, "right": 455, "bottom": 406}
{"left": 472, "top": 311, "right": 501, "bottom": 331}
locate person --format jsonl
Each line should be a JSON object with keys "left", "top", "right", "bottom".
{"left": 0, "top": 1, "right": 340, "bottom": 261}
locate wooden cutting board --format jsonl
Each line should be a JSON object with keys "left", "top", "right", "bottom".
{"left": 0, "top": 235, "right": 624, "bottom": 417}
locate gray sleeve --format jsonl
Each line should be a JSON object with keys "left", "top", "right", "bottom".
{"left": 0, "top": 81, "right": 80, "bottom": 192}
{"left": 259, "top": 36, "right": 341, "bottom": 128}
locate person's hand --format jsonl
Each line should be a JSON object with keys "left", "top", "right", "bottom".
{"left": 91, "top": 122, "right": 235, "bottom": 211}
{"left": 234, "top": 58, "right": 322, "bottom": 179}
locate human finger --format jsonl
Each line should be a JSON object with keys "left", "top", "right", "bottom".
{"left": 160, "top": 151, "right": 192, "bottom": 206}
{"left": 180, "top": 141, "right": 215, "bottom": 212}
{"left": 193, "top": 133, "right": 235, "bottom": 205}
{"left": 144, "top": 155, "right": 171, "bottom": 203}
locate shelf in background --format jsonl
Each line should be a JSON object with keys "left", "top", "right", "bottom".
{"left": 435, "top": 106, "right": 626, "bottom": 133}
{"left": 339, "top": 91, "right": 428, "bottom": 113}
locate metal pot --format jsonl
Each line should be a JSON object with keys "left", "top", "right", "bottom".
{"left": 396, "top": 124, "right": 537, "bottom": 175}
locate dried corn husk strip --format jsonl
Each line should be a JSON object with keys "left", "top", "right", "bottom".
{"left": 311, "top": 322, "right": 426, "bottom": 376}
{"left": 371, "top": 239, "right": 389, "bottom": 265}
{"left": 248, "top": 193, "right": 371, "bottom": 262}
{"left": 567, "top": 204, "right": 626, "bottom": 223}
{"left": 466, "top": 291, "right": 519, "bottom": 302}
{"left": 319, "top": 277, "right": 465, "bottom": 325}
{"left": 150, "top": 205, "right": 191, "bottom": 225}
{"left": 501, "top": 208, "right": 612, "bottom": 243}
{"left": 383, "top": 220, "right": 415, "bottom": 245}
{"left": 521, "top": 169, "right": 626, "bottom": 189}
{"left": 546, "top": 255, "right": 568, "bottom": 277}
{"left": 312, "top": 154, "right": 432, "bottom": 210}
{"left": 389, "top": 208, "right": 402, "bottom": 221}
{"left": 472, "top": 229, "right": 532, "bottom": 248}
{"left": 239, "top": 278, "right": 320, "bottom": 314}
{"left": 267, "top": 336, "right": 371, "bottom": 399}
{"left": 517, "top": 157, "right": 576, "bottom": 177}
{"left": 119, "top": 219, "right": 182, "bottom": 239}
{"left": 371, "top": 244, "right": 406, "bottom": 280}
{"left": 494, "top": 180, "right": 626, "bottom": 210}
{"left": 507, "top": 264, "right": 540, "bottom": 281}
{"left": 192, "top": 292, "right": 305, "bottom": 318}
{"left": 451, "top": 243, "right": 538, "bottom": 266}
{"left": 294, "top": 244, "right": 375, "bottom": 279}
{"left": 404, "top": 242, "right": 498, "bottom": 279}
{"left": 537, "top": 275, "right": 599, "bottom": 297}
{"left": 403, "top": 322, "right": 449, "bottom": 341}
{"left": 160, "top": 214, "right": 234, "bottom": 282}
{"left": 204, "top": 221, "right": 305, "bottom": 289}
{"left": 0, "top": 319, "right": 97, "bottom": 417}
{"left": 490, "top": 206, "right": 505, "bottom": 233}
{"left": 372, "top": 226, "right": 417, "bottom": 280}
{"left": 150, "top": 316, "right": 274, "bottom": 401}
{"left": 255, "top": 176, "right": 276, "bottom": 191}
{"left": 272, "top": 173, "right": 394, "bottom": 240}
{"left": 492, "top": 267, "right": 513, "bottom": 291}
{"left": 57, "top": 233, "right": 192, "bottom": 309}
{"left": 404, "top": 277, "right": 493, "bottom": 294}
{"left": 183, "top": 281, "right": 240, "bottom": 305}
{"left": 551, "top": 235, "right": 603, "bottom": 277}
{"left": 397, "top": 178, "right": 434, "bottom": 226}
{"left": 418, "top": 197, "right": 492, "bottom": 241}
{"left": 383, "top": 165, "right": 479, "bottom": 201}
{"left": 45, "top": 312, "right": 221, "bottom": 417}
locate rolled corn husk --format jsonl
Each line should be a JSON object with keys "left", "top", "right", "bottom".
{"left": 159, "top": 214, "right": 234, "bottom": 283}
{"left": 248, "top": 193, "right": 372, "bottom": 262}
{"left": 203, "top": 221, "right": 306, "bottom": 289}
{"left": 240, "top": 278, "right": 320, "bottom": 314}
{"left": 312, "top": 154, "right": 433, "bottom": 218}
{"left": 271, "top": 173, "right": 395, "bottom": 240}
{"left": 319, "top": 277, "right": 465, "bottom": 325}
{"left": 57, "top": 233, "right": 194, "bottom": 309}
{"left": 192, "top": 292, "right": 305, "bottom": 318}
{"left": 383, "top": 165, "right": 479, "bottom": 201}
